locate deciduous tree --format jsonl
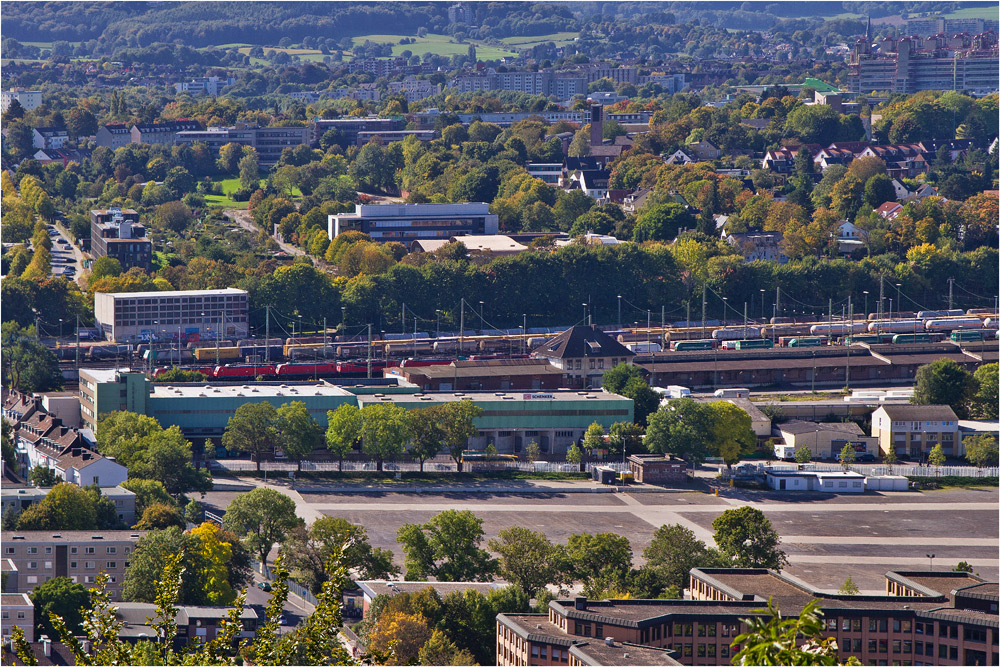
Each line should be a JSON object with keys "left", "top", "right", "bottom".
{"left": 224, "top": 488, "right": 302, "bottom": 567}
{"left": 397, "top": 510, "right": 497, "bottom": 582}
{"left": 325, "top": 403, "right": 361, "bottom": 471}
{"left": 712, "top": 506, "right": 787, "bottom": 570}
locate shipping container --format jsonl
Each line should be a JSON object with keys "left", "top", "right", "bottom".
{"left": 194, "top": 346, "right": 240, "bottom": 361}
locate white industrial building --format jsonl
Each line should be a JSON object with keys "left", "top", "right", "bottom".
{"left": 94, "top": 288, "right": 249, "bottom": 343}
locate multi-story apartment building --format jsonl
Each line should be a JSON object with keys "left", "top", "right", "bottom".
{"left": 312, "top": 117, "right": 405, "bottom": 146}
{"left": 386, "top": 77, "right": 442, "bottom": 102}
{"left": 356, "top": 129, "right": 436, "bottom": 147}
{"left": 328, "top": 202, "right": 499, "bottom": 242}
{"left": 849, "top": 30, "right": 999, "bottom": 94}
{"left": 174, "top": 125, "right": 310, "bottom": 166}
{"left": 130, "top": 120, "right": 202, "bottom": 146}
{"left": 871, "top": 404, "right": 960, "bottom": 459}
{"left": 906, "top": 17, "right": 1000, "bottom": 37}
{"left": 90, "top": 208, "right": 153, "bottom": 272}
{"left": 94, "top": 123, "right": 132, "bottom": 149}
{"left": 498, "top": 568, "right": 999, "bottom": 667}
{"left": 2, "top": 485, "right": 137, "bottom": 527}
{"left": 1, "top": 88, "right": 42, "bottom": 112}
{"left": 92, "top": 287, "right": 249, "bottom": 343}
{"left": 584, "top": 65, "right": 638, "bottom": 84}
{"left": 78, "top": 369, "right": 151, "bottom": 431}
{"left": 174, "top": 76, "right": 236, "bottom": 95}
{"left": 452, "top": 70, "right": 586, "bottom": 97}
{"left": 32, "top": 127, "right": 69, "bottom": 149}
{"left": 1, "top": 531, "right": 145, "bottom": 600}
{"left": 1, "top": 594, "right": 34, "bottom": 643}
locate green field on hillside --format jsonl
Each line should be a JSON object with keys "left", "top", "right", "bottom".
{"left": 352, "top": 33, "right": 515, "bottom": 59}
{"left": 500, "top": 32, "right": 580, "bottom": 49}
{"left": 940, "top": 6, "right": 1000, "bottom": 19}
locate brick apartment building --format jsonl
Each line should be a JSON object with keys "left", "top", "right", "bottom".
{"left": 497, "top": 568, "right": 998, "bottom": 666}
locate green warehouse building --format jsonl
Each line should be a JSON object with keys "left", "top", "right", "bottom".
{"left": 77, "top": 370, "right": 633, "bottom": 455}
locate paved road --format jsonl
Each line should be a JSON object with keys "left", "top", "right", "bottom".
{"left": 50, "top": 221, "right": 86, "bottom": 285}
{"left": 223, "top": 208, "right": 305, "bottom": 257}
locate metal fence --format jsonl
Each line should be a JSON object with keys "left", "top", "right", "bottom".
{"left": 252, "top": 559, "right": 318, "bottom": 607}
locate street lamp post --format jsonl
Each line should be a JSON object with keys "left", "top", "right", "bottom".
{"left": 863, "top": 291, "right": 869, "bottom": 320}
{"left": 926, "top": 553, "right": 935, "bottom": 571}
{"left": 435, "top": 309, "right": 441, "bottom": 338}
{"left": 617, "top": 295, "right": 622, "bottom": 330}
{"left": 478, "top": 301, "right": 484, "bottom": 332}
{"left": 759, "top": 290, "right": 765, "bottom": 322}
{"left": 341, "top": 306, "right": 346, "bottom": 332}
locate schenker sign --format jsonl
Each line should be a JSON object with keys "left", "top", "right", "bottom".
{"left": 522, "top": 393, "right": 555, "bottom": 400}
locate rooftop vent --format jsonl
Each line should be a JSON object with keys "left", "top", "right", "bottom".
{"left": 604, "top": 637, "right": 614, "bottom": 646}
{"left": 574, "top": 595, "right": 586, "bottom": 611}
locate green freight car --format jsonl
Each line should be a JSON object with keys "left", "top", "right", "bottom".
{"left": 672, "top": 339, "right": 715, "bottom": 351}
{"left": 787, "top": 337, "right": 825, "bottom": 347}
{"left": 722, "top": 339, "right": 774, "bottom": 350}
{"left": 891, "top": 333, "right": 932, "bottom": 344}
{"left": 951, "top": 330, "right": 985, "bottom": 342}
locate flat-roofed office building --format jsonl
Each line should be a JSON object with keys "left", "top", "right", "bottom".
{"left": 328, "top": 203, "right": 499, "bottom": 242}
{"left": 94, "top": 288, "right": 249, "bottom": 343}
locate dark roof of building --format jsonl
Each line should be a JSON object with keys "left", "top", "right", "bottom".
{"left": 641, "top": 354, "right": 888, "bottom": 374}
{"left": 498, "top": 613, "right": 580, "bottom": 646}
{"left": 2, "top": 530, "right": 145, "bottom": 542}
{"left": 886, "top": 571, "right": 984, "bottom": 597}
{"left": 569, "top": 640, "right": 682, "bottom": 666}
{"left": 395, "top": 359, "right": 564, "bottom": 379}
{"left": 101, "top": 123, "right": 130, "bottom": 134}
{"left": 534, "top": 325, "right": 634, "bottom": 360}
{"left": 565, "top": 156, "right": 601, "bottom": 171}
{"left": 778, "top": 420, "right": 865, "bottom": 435}
{"left": 132, "top": 120, "right": 201, "bottom": 133}
{"left": 876, "top": 404, "right": 958, "bottom": 421}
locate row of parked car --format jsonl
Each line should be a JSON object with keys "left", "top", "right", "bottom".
{"left": 47, "top": 225, "right": 77, "bottom": 278}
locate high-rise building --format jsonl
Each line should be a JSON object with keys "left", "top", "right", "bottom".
{"left": 849, "top": 30, "right": 999, "bottom": 95}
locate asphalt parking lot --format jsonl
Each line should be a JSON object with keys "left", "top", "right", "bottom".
{"left": 200, "top": 484, "right": 998, "bottom": 593}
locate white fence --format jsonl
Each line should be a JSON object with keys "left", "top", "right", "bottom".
{"left": 209, "top": 459, "right": 628, "bottom": 475}
{"left": 752, "top": 463, "right": 997, "bottom": 478}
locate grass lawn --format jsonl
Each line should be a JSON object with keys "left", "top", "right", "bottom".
{"left": 204, "top": 177, "right": 300, "bottom": 209}
{"left": 940, "top": 6, "right": 1000, "bottom": 19}
{"left": 500, "top": 32, "right": 580, "bottom": 49}
{"left": 352, "top": 33, "right": 515, "bottom": 59}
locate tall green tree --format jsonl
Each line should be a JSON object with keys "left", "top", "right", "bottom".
{"left": 488, "top": 527, "right": 564, "bottom": 595}
{"left": 971, "top": 363, "right": 998, "bottom": 419}
{"left": 564, "top": 532, "right": 632, "bottom": 585}
{"left": 360, "top": 402, "right": 411, "bottom": 472}
{"left": 643, "top": 524, "right": 724, "bottom": 591}
{"left": 30, "top": 577, "right": 90, "bottom": 638}
{"left": 964, "top": 435, "right": 999, "bottom": 468}
{"left": 276, "top": 401, "right": 324, "bottom": 471}
{"left": 644, "top": 398, "right": 712, "bottom": 464}
{"left": 16, "top": 483, "right": 97, "bottom": 530}
{"left": 632, "top": 202, "right": 695, "bottom": 243}
{"left": 438, "top": 400, "right": 482, "bottom": 472}
{"left": 602, "top": 363, "right": 660, "bottom": 425}
{"left": 397, "top": 510, "right": 497, "bottom": 582}
{"left": 1, "top": 322, "right": 61, "bottom": 392}
{"left": 325, "top": 403, "right": 361, "bottom": 471}
{"left": 705, "top": 401, "right": 756, "bottom": 465}
{"left": 911, "top": 358, "right": 977, "bottom": 419}
{"left": 407, "top": 404, "right": 443, "bottom": 472}
{"left": 223, "top": 488, "right": 302, "bottom": 567}
{"left": 712, "top": 506, "right": 788, "bottom": 570}
{"left": 222, "top": 402, "right": 280, "bottom": 472}
{"left": 281, "top": 517, "right": 398, "bottom": 594}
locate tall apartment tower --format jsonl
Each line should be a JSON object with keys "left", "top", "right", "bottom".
{"left": 589, "top": 104, "right": 603, "bottom": 147}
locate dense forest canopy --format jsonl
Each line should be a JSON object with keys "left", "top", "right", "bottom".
{"left": 2, "top": 1, "right": 996, "bottom": 47}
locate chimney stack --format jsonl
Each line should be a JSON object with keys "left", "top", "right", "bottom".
{"left": 589, "top": 104, "right": 603, "bottom": 147}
